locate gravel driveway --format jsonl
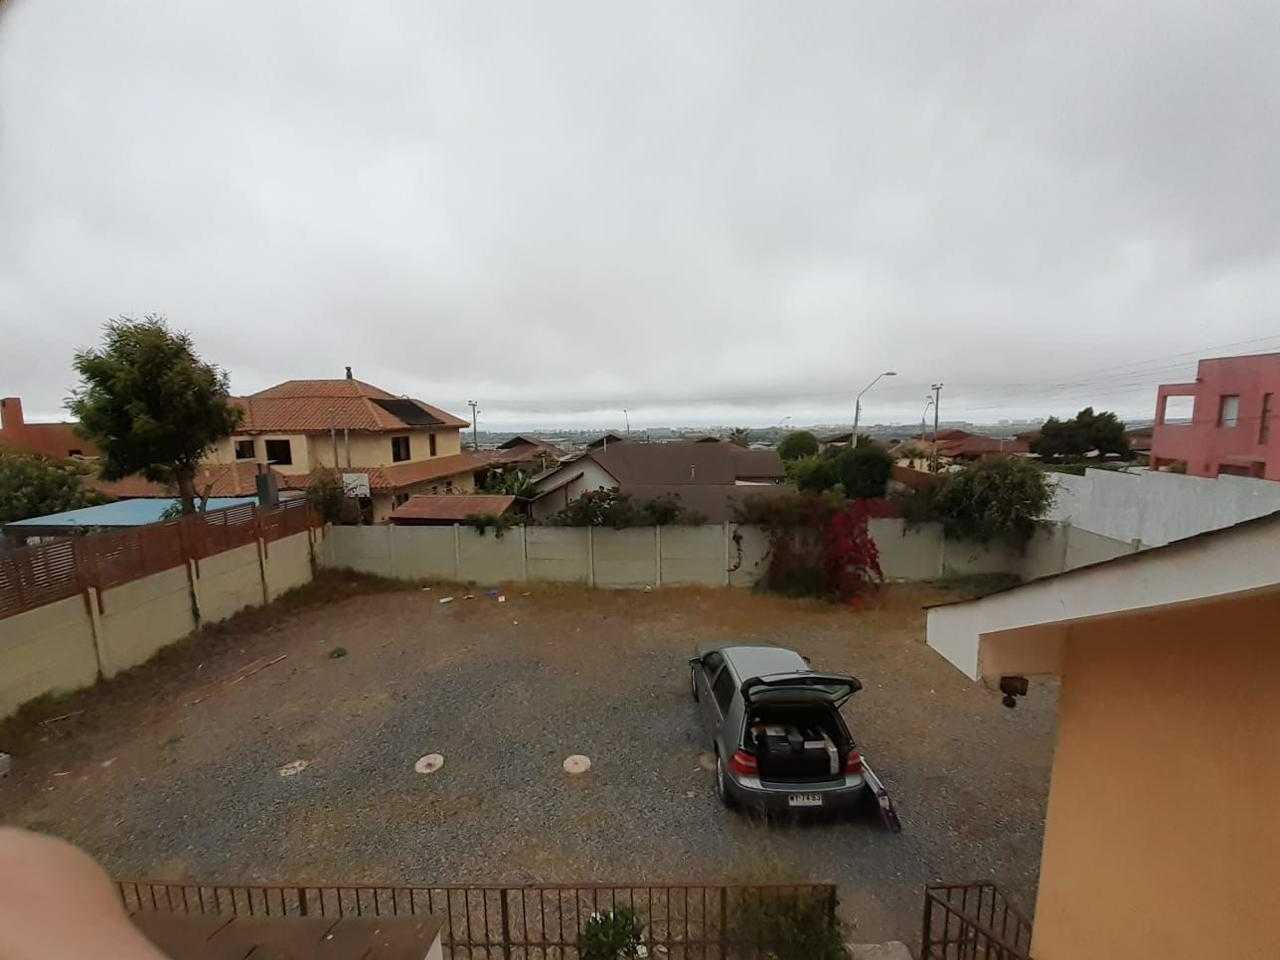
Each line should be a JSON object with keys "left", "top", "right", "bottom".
{"left": 0, "top": 573, "right": 1057, "bottom": 945}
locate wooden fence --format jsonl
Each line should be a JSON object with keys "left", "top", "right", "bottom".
{"left": 0, "top": 499, "right": 317, "bottom": 621}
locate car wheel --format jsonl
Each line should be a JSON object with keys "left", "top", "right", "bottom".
{"left": 714, "top": 753, "right": 735, "bottom": 809}
{"left": 690, "top": 668, "right": 700, "bottom": 701}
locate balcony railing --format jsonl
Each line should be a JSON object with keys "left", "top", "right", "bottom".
{"left": 922, "top": 882, "right": 1033, "bottom": 959}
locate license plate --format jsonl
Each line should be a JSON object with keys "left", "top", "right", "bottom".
{"left": 788, "top": 793, "right": 823, "bottom": 808}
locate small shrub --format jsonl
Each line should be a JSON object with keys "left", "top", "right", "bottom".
{"left": 545, "top": 489, "right": 704, "bottom": 528}
{"left": 726, "top": 891, "right": 845, "bottom": 960}
{"left": 307, "top": 468, "right": 356, "bottom": 524}
{"left": 578, "top": 907, "right": 646, "bottom": 960}
{"left": 329, "top": 646, "right": 348, "bottom": 659}
{"left": 464, "top": 512, "right": 518, "bottom": 538}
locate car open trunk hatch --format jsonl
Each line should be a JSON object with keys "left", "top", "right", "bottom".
{"left": 740, "top": 672, "right": 861, "bottom": 708}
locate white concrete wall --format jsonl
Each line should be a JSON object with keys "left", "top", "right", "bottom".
{"left": 527, "top": 526, "right": 590, "bottom": 583}
{"left": 872, "top": 519, "right": 944, "bottom": 579}
{"left": 0, "top": 529, "right": 320, "bottom": 718}
{"left": 660, "top": 525, "right": 729, "bottom": 586}
{"left": 194, "top": 542, "right": 264, "bottom": 623}
{"left": 264, "top": 530, "right": 314, "bottom": 601}
{"left": 926, "top": 513, "right": 1280, "bottom": 681}
{"left": 592, "top": 528, "right": 660, "bottom": 588}
{"left": 97, "top": 566, "right": 198, "bottom": 678}
{"left": 1048, "top": 468, "right": 1280, "bottom": 547}
{"left": 0, "top": 595, "right": 100, "bottom": 719}
{"left": 323, "top": 520, "right": 1134, "bottom": 590}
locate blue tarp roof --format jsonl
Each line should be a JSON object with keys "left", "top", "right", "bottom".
{"left": 5, "top": 497, "right": 257, "bottom": 528}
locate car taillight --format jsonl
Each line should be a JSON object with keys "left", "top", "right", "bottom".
{"left": 844, "top": 751, "right": 863, "bottom": 775}
{"left": 728, "top": 750, "right": 758, "bottom": 776}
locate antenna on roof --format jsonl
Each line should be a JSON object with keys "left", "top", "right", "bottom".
{"left": 345, "top": 366, "right": 353, "bottom": 380}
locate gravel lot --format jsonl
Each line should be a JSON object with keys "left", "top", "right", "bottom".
{"left": 0, "top": 572, "right": 1057, "bottom": 945}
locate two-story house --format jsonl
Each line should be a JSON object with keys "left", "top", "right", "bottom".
{"left": 92, "top": 372, "right": 485, "bottom": 522}
{"left": 204, "top": 373, "right": 484, "bottom": 521}
{"left": 1151, "top": 353, "right": 1280, "bottom": 480}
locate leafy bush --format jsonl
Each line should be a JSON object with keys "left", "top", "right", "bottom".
{"left": 931, "top": 456, "right": 1053, "bottom": 546}
{"left": 578, "top": 907, "right": 646, "bottom": 960}
{"left": 736, "top": 492, "right": 882, "bottom": 602}
{"left": 785, "top": 445, "right": 892, "bottom": 498}
{"left": 545, "top": 489, "right": 705, "bottom": 528}
{"left": 481, "top": 467, "right": 537, "bottom": 498}
{"left": 307, "top": 469, "right": 356, "bottom": 524}
{"left": 726, "top": 891, "right": 845, "bottom": 960}
{"left": 463, "top": 511, "right": 519, "bottom": 538}
{"left": 0, "top": 452, "right": 106, "bottom": 524}
{"left": 776, "top": 430, "right": 819, "bottom": 461}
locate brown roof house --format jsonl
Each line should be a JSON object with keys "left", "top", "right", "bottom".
{"left": 89, "top": 371, "right": 485, "bottom": 522}
{"left": 482, "top": 435, "right": 567, "bottom": 471}
{"left": 528, "top": 440, "right": 785, "bottom": 522}
{"left": 388, "top": 494, "right": 517, "bottom": 525}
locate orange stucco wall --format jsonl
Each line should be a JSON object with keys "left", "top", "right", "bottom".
{"left": 1031, "top": 593, "right": 1280, "bottom": 959}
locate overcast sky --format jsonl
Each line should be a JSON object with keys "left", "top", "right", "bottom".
{"left": 3, "top": 1, "right": 1279, "bottom": 431}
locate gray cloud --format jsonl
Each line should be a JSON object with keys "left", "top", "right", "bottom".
{"left": 3, "top": 0, "right": 1279, "bottom": 430}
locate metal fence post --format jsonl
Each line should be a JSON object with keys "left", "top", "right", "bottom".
{"left": 500, "top": 888, "right": 511, "bottom": 960}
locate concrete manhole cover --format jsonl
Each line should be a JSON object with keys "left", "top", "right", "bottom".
{"left": 278, "top": 759, "right": 310, "bottom": 777}
{"left": 563, "top": 755, "right": 591, "bottom": 775}
{"left": 414, "top": 753, "right": 445, "bottom": 774}
{"left": 697, "top": 752, "right": 716, "bottom": 772}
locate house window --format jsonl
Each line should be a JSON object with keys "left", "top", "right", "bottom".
{"left": 1261, "top": 394, "right": 1273, "bottom": 444}
{"left": 264, "top": 439, "right": 293, "bottom": 465}
{"left": 234, "top": 439, "right": 255, "bottom": 460}
{"left": 428, "top": 433, "right": 437, "bottom": 457}
{"left": 1218, "top": 395, "right": 1240, "bottom": 428}
{"left": 392, "top": 435, "right": 411, "bottom": 462}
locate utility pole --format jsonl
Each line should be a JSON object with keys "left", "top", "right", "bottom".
{"left": 930, "top": 383, "right": 943, "bottom": 472}
{"left": 623, "top": 408, "right": 630, "bottom": 438}
{"left": 920, "top": 396, "right": 934, "bottom": 464}
{"left": 467, "top": 400, "right": 480, "bottom": 451}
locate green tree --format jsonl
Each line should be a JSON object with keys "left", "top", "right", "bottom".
{"left": 728, "top": 427, "right": 751, "bottom": 447}
{"left": 932, "top": 456, "right": 1054, "bottom": 546}
{"left": 776, "top": 430, "right": 819, "bottom": 461}
{"left": 0, "top": 451, "right": 106, "bottom": 524}
{"left": 69, "top": 317, "right": 242, "bottom": 514}
{"left": 306, "top": 469, "right": 351, "bottom": 524}
{"left": 1032, "top": 407, "right": 1131, "bottom": 461}
{"left": 835, "top": 444, "right": 893, "bottom": 498}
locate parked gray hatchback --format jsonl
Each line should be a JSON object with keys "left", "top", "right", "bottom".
{"left": 690, "top": 645, "right": 900, "bottom": 830}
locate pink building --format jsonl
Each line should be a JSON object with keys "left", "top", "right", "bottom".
{"left": 1151, "top": 354, "right": 1280, "bottom": 479}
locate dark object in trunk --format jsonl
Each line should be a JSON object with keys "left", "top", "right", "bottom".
{"left": 749, "top": 707, "right": 850, "bottom": 782}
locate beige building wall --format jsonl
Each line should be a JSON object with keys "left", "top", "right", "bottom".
{"left": 1031, "top": 593, "right": 1280, "bottom": 960}
{"left": 309, "top": 427, "right": 463, "bottom": 470}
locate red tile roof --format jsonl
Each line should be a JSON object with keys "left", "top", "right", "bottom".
{"left": 360, "top": 453, "right": 489, "bottom": 491}
{"left": 389, "top": 494, "right": 517, "bottom": 523}
{"left": 233, "top": 380, "right": 469, "bottom": 433}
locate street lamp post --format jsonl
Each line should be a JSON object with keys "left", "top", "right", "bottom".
{"left": 853, "top": 371, "right": 897, "bottom": 441}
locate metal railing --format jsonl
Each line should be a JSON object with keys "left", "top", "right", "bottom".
{"left": 119, "top": 880, "right": 837, "bottom": 959}
{"left": 922, "top": 882, "right": 1033, "bottom": 959}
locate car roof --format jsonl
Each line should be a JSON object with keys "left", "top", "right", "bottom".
{"left": 719, "top": 645, "right": 808, "bottom": 680}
